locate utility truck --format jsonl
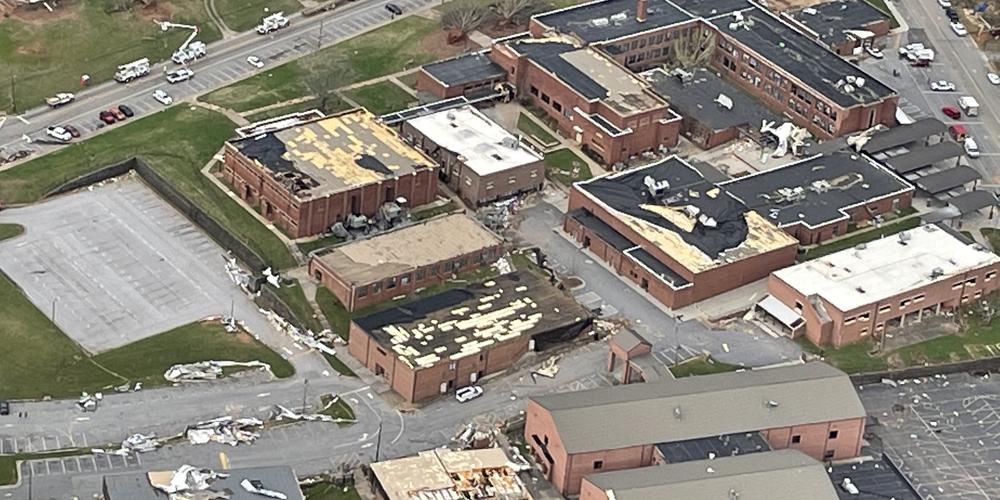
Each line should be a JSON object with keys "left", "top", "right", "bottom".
{"left": 114, "top": 58, "right": 151, "bottom": 83}
{"left": 256, "top": 12, "right": 289, "bottom": 34}
{"left": 156, "top": 21, "right": 207, "bottom": 64}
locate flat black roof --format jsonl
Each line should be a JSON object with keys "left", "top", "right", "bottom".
{"left": 626, "top": 247, "right": 690, "bottom": 287}
{"left": 577, "top": 157, "right": 750, "bottom": 258}
{"left": 421, "top": 52, "right": 507, "bottom": 87}
{"left": 712, "top": 6, "right": 895, "bottom": 108}
{"left": 656, "top": 432, "right": 771, "bottom": 464}
{"left": 722, "top": 151, "right": 911, "bottom": 228}
{"left": 914, "top": 165, "right": 982, "bottom": 194}
{"left": 861, "top": 118, "right": 946, "bottom": 153}
{"left": 790, "top": 0, "right": 889, "bottom": 46}
{"left": 511, "top": 40, "right": 606, "bottom": 100}
{"left": 645, "top": 67, "right": 778, "bottom": 132}
{"left": 671, "top": 0, "right": 752, "bottom": 17}
{"left": 568, "top": 208, "right": 635, "bottom": 251}
{"left": 828, "top": 457, "right": 920, "bottom": 500}
{"left": 533, "top": 0, "right": 693, "bottom": 43}
{"left": 884, "top": 142, "right": 963, "bottom": 174}
{"left": 949, "top": 190, "right": 998, "bottom": 215}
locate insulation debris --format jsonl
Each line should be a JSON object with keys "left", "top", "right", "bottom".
{"left": 274, "top": 403, "right": 356, "bottom": 424}
{"left": 261, "top": 309, "right": 340, "bottom": 356}
{"left": 77, "top": 392, "right": 102, "bottom": 412}
{"left": 223, "top": 253, "right": 253, "bottom": 290}
{"left": 95, "top": 433, "right": 161, "bottom": 456}
{"left": 241, "top": 478, "right": 289, "bottom": 499}
{"left": 185, "top": 416, "right": 263, "bottom": 446}
{"left": 149, "top": 465, "right": 229, "bottom": 496}
{"left": 534, "top": 356, "right": 560, "bottom": 378}
{"left": 164, "top": 360, "right": 272, "bottom": 382}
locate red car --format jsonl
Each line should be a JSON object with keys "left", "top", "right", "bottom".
{"left": 942, "top": 106, "right": 961, "bottom": 119}
{"left": 110, "top": 107, "right": 126, "bottom": 121}
{"left": 99, "top": 110, "right": 117, "bottom": 124}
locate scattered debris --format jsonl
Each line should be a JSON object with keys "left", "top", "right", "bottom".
{"left": 95, "top": 433, "right": 161, "bottom": 456}
{"left": 263, "top": 267, "right": 282, "bottom": 288}
{"left": 273, "top": 404, "right": 356, "bottom": 424}
{"left": 493, "top": 255, "right": 513, "bottom": 275}
{"left": 77, "top": 392, "right": 102, "bottom": 412}
{"left": 534, "top": 356, "right": 560, "bottom": 379}
{"left": 164, "top": 360, "right": 272, "bottom": 382}
{"left": 261, "top": 309, "right": 340, "bottom": 356}
{"left": 149, "top": 465, "right": 229, "bottom": 495}
{"left": 241, "top": 478, "right": 289, "bottom": 499}
{"left": 223, "top": 253, "right": 253, "bottom": 290}
{"left": 185, "top": 416, "right": 263, "bottom": 446}
{"left": 881, "top": 378, "right": 898, "bottom": 387}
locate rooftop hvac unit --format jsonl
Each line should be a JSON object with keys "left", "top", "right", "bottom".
{"left": 930, "top": 267, "right": 945, "bottom": 279}
{"left": 843, "top": 84, "right": 856, "bottom": 93}
{"left": 715, "top": 93, "right": 734, "bottom": 110}
{"left": 855, "top": 77, "right": 866, "bottom": 87}
{"left": 802, "top": 7, "right": 818, "bottom": 15}
{"left": 644, "top": 175, "right": 671, "bottom": 196}
{"left": 898, "top": 231, "right": 912, "bottom": 244}
{"left": 846, "top": 75, "right": 857, "bottom": 84}
{"left": 610, "top": 12, "right": 628, "bottom": 24}
{"left": 811, "top": 180, "right": 831, "bottom": 193}
{"left": 590, "top": 17, "right": 609, "bottom": 27}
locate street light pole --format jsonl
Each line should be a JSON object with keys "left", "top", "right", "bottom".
{"left": 301, "top": 379, "right": 309, "bottom": 412}
{"left": 672, "top": 314, "right": 684, "bottom": 350}
{"left": 375, "top": 421, "right": 383, "bottom": 462}
{"left": 317, "top": 18, "right": 325, "bottom": 49}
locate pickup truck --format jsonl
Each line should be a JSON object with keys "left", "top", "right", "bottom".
{"left": 45, "top": 92, "right": 75, "bottom": 108}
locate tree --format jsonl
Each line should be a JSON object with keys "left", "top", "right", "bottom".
{"left": 493, "top": 0, "right": 536, "bottom": 26}
{"left": 441, "top": 0, "right": 491, "bottom": 41}
{"left": 299, "top": 55, "right": 355, "bottom": 114}
{"left": 668, "top": 27, "right": 717, "bottom": 69}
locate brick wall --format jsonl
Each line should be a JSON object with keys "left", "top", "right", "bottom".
{"left": 760, "top": 417, "right": 865, "bottom": 461}
{"left": 782, "top": 190, "right": 914, "bottom": 245}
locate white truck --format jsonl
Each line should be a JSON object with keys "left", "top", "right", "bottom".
{"left": 256, "top": 12, "right": 289, "bottom": 34}
{"left": 172, "top": 40, "right": 207, "bottom": 64}
{"left": 45, "top": 92, "right": 75, "bottom": 108}
{"left": 958, "top": 96, "right": 979, "bottom": 117}
{"left": 114, "top": 58, "right": 151, "bottom": 83}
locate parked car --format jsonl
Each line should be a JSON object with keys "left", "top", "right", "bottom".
{"left": 246, "top": 55, "right": 264, "bottom": 68}
{"left": 385, "top": 2, "right": 403, "bottom": 15}
{"left": 46, "top": 126, "right": 72, "bottom": 142}
{"left": 63, "top": 124, "right": 81, "bottom": 138}
{"left": 166, "top": 68, "right": 194, "bottom": 84}
{"left": 110, "top": 107, "right": 126, "bottom": 121}
{"left": 0, "top": 401, "right": 9, "bottom": 416}
{"left": 965, "top": 137, "right": 981, "bottom": 158}
{"left": 455, "top": 385, "right": 484, "bottom": 403}
{"left": 118, "top": 104, "right": 134, "bottom": 118}
{"left": 951, "top": 22, "right": 968, "bottom": 36}
{"left": 153, "top": 89, "right": 173, "bottom": 105}
{"left": 942, "top": 106, "right": 962, "bottom": 119}
{"left": 950, "top": 124, "right": 968, "bottom": 140}
{"left": 865, "top": 46, "right": 884, "bottom": 59}
{"left": 930, "top": 80, "right": 956, "bottom": 91}
{"left": 990, "top": 73, "right": 1000, "bottom": 85}
{"left": 99, "top": 110, "right": 117, "bottom": 124}
{"left": 946, "top": 7, "right": 959, "bottom": 21}
{"left": 938, "top": 0, "right": 952, "bottom": 7}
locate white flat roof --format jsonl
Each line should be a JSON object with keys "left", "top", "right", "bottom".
{"left": 406, "top": 105, "right": 543, "bottom": 177}
{"left": 774, "top": 224, "right": 999, "bottom": 312}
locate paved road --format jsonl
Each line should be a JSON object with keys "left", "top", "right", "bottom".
{"left": 0, "top": 0, "right": 436, "bottom": 158}
{"left": 860, "top": 1, "right": 1000, "bottom": 183}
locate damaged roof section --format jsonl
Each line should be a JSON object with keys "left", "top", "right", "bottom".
{"left": 371, "top": 448, "right": 529, "bottom": 500}
{"left": 576, "top": 156, "right": 796, "bottom": 272}
{"left": 229, "top": 109, "right": 435, "bottom": 199}
{"left": 103, "top": 465, "right": 305, "bottom": 500}
{"left": 353, "top": 272, "right": 591, "bottom": 370}
{"left": 644, "top": 67, "right": 779, "bottom": 132}
{"left": 789, "top": 0, "right": 890, "bottom": 47}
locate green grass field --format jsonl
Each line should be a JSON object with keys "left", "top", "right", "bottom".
{"left": 800, "top": 216, "right": 922, "bottom": 261}
{"left": 304, "top": 484, "right": 361, "bottom": 500}
{"left": 544, "top": 149, "right": 592, "bottom": 186}
{"left": 320, "top": 394, "right": 357, "bottom": 422}
{"left": 517, "top": 113, "right": 559, "bottom": 147}
{"left": 297, "top": 234, "right": 346, "bottom": 256}
{"left": 316, "top": 287, "right": 351, "bottom": 340}
{"left": 346, "top": 81, "right": 416, "bottom": 115}
{"left": 212, "top": 0, "right": 303, "bottom": 32}
{"left": 274, "top": 279, "right": 323, "bottom": 332}
{"left": 203, "top": 16, "right": 444, "bottom": 112}
{"left": 0, "top": 269, "right": 293, "bottom": 400}
{"left": 668, "top": 356, "right": 740, "bottom": 378}
{"left": 411, "top": 201, "right": 459, "bottom": 221}
{"left": 0, "top": 224, "right": 24, "bottom": 242}
{"left": 0, "top": 106, "right": 296, "bottom": 269}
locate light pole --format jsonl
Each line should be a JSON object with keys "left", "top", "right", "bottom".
{"left": 317, "top": 18, "right": 325, "bottom": 49}
{"left": 51, "top": 298, "right": 57, "bottom": 323}
{"left": 672, "top": 314, "right": 684, "bottom": 350}
{"left": 375, "top": 421, "right": 383, "bottom": 462}
{"left": 301, "top": 379, "right": 309, "bottom": 412}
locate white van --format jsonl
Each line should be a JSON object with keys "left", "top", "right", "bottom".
{"left": 965, "top": 137, "right": 981, "bottom": 158}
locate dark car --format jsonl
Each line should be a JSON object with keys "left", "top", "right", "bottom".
{"left": 110, "top": 107, "right": 126, "bottom": 121}
{"left": 385, "top": 3, "right": 402, "bottom": 15}
{"left": 942, "top": 106, "right": 961, "bottom": 119}
{"left": 118, "top": 104, "right": 134, "bottom": 118}
{"left": 99, "top": 110, "right": 117, "bottom": 124}
{"left": 0, "top": 401, "right": 9, "bottom": 416}
{"left": 946, "top": 8, "right": 959, "bottom": 20}
{"left": 63, "top": 124, "right": 81, "bottom": 138}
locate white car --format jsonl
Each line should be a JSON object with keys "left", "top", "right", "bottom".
{"left": 989, "top": 73, "right": 1000, "bottom": 85}
{"left": 938, "top": 0, "right": 951, "bottom": 7}
{"left": 455, "top": 385, "right": 483, "bottom": 403}
{"left": 46, "top": 126, "right": 72, "bottom": 142}
{"left": 965, "top": 137, "right": 981, "bottom": 158}
{"left": 152, "top": 89, "right": 173, "bottom": 105}
{"left": 165, "top": 68, "right": 194, "bottom": 84}
{"left": 865, "top": 46, "right": 884, "bottom": 59}
{"left": 246, "top": 55, "right": 264, "bottom": 68}
{"left": 951, "top": 22, "right": 968, "bottom": 36}
{"left": 930, "top": 80, "right": 956, "bottom": 91}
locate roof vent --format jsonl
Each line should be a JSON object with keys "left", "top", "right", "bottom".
{"left": 673, "top": 406, "right": 683, "bottom": 420}
{"left": 590, "top": 17, "right": 610, "bottom": 27}
{"left": 446, "top": 111, "right": 456, "bottom": 121}
{"left": 730, "top": 490, "right": 741, "bottom": 500}
{"left": 765, "top": 400, "right": 779, "bottom": 409}
{"left": 855, "top": 286, "right": 866, "bottom": 294}
{"left": 840, "top": 478, "right": 860, "bottom": 495}
{"left": 930, "top": 267, "right": 945, "bottom": 279}
{"left": 715, "top": 93, "right": 733, "bottom": 110}
{"left": 706, "top": 467, "right": 716, "bottom": 474}
{"left": 802, "top": 7, "right": 818, "bottom": 15}
{"left": 898, "top": 231, "right": 911, "bottom": 245}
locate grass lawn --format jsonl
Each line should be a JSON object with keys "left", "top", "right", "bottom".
{"left": 0, "top": 269, "right": 293, "bottom": 399}
{"left": 212, "top": 0, "right": 302, "bottom": 32}
{"left": 323, "top": 352, "right": 358, "bottom": 377}
{"left": 0, "top": 1, "right": 221, "bottom": 113}
{"left": 796, "top": 337, "right": 889, "bottom": 374}
{"left": 304, "top": 483, "right": 361, "bottom": 500}
{"left": 412, "top": 201, "right": 460, "bottom": 221}
{"left": 0, "top": 223, "right": 24, "bottom": 242}
{"left": 316, "top": 287, "right": 351, "bottom": 340}
{"left": 544, "top": 149, "right": 592, "bottom": 186}
{"left": 800, "top": 217, "right": 922, "bottom": 261}
{"left": 345, "top": 81, "right": 416, "bottom": 115}
{"left": 864, "top": 0, "right": 900, "bottom": 28}
{"left": 203, "top": 16, "right": 447, "bottom": 112}
{"left": 320, "top": 394, "right": 357, "bottom": 423}
{"left": 1, "top": 449, "right": 90, "bottom": 486}
{"left": 274, "top": 279, "right": 323, "bottom": 332}
{"left": 668, "top": 356, "right": 741, "bottom": 378}
{"left": 297, "top": 234, "right": 346, "bottom": 256}
{"left": 982, "top": 228, "right": 1000, "bottom": 250}
{"left": 0, "top": 106, "right": 296, "bottom": 269}
{"left": 517, "top": 113, "right": 559, "bottom": 147}
{"left": 397, "top": 71, "right": 420, "bottom": 90}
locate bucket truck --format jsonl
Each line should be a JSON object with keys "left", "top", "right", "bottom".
{"left": 156, "top": 20, "right": 207, "bottom": 65}
{"left": 114, "top": 58, "right": 151, "bottom": 83}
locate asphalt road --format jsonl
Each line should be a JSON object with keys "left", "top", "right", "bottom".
{"left": 0, "top": 0, "right": 436, "bottom": 157}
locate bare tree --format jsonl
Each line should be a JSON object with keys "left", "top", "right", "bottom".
{"left": 299, "top": 55, "right": 355, "bottom": 114}
{"left": 668, "top": 28, "right": 717, "bottom": 69}
{"left": 441, "top": 0, "right": 491, "bottom": 40}
{"left": 493, "top": 0, "right": 536, "bottom": 26}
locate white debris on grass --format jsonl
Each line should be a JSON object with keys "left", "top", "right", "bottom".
{"left": 185, "top": 416, "right": 263, "bottom": 446}
{"left": 494, "top": 256, "right": 513, "bottom": 275}
{"left": 164, "top": 360, "right": 272, "bottom": 382}
{"left": 261, "top": 308, "right": 340, "bottom": 356}
{"left": 242, "top": 478, "right": 289, "bottom": 499}
{"left": 77, "top": 392, "right": 102, "bottom": 412}
{"left": 94, "top": 433, "right": 161, "bottom": 456}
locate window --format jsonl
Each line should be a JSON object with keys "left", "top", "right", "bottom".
{"left": 376, "top": 347, "right": 387, "bottom": 356}
{"left": 553, "top": 101, "right": 562, "bottom": 112}
{"left": 529, "top": 85, "right": 539, "bottom": 96}
{"left": 530, "top": 169, "right": 538, "bottom": 178}
{"left": 593, "top": 460, "right": 604, "bottom": 470}
{"left": 401, "top": 274, "right": 411, "bottom": 286}
{"left": 860, "top": 328, "right": 869, "bottom": 337}
{"left": 900, "top": 299, "right": 910, "bottom": 308}
{"left": 879, "top": 305, "right": 891, "bottom": 313}
{"left": 914, "top": 294, "right": 925, "bottom": 303}
{"left": 416, "top": 270, "right": 425, "bottom": 281}
{"left": 448, "top": 362, "right": 457, "bottom": 371}
{"left": 858, "top": 313, "right": 870, "bottom": 321}
{"left": 844, "top": 316, "right": 856, "bottom": 325}
{"left": 541, "top": 93, "right": 550, "bottom": 104}
{"left": 967, "top": 277, "right": 978, "bottom": 286}
{"left": 486, "top": 181, "right": 494, "bottom": 190}
{"left": 386, "top": 277, "right": 397, "bottom": 289}
{"left": 987, "top": 271, "right": 997, "bottom": 281}
{"left": 953, "top": 281, "right": 964, "bottom": 290}
{"left": 371, "top": 282, "right": 381, "bottom": 294}
{"left": 357, "top": 286, "right": 368, "bottom": 298}
{"left": 465, "top": 176, "right": 472, "bottom": 187}
{"left": 508, "top": 175, "right": 517, "bottom": 185}
{"left": 824, "top": 450, "right": 835, "bottom": 460}
{"left": 794, "top": 301, "right": 803, "bottom": 312}
{"left": 791, "top": 435, "right": 801, "bottom": 444}
{"left": 829, "top": 430, "right": 839, "bottom": 439}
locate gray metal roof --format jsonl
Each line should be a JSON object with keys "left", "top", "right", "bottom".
{"left": 533, "top": 0, "right": 693, "bottom": 44}
{"left": 949, "top": 190, "right": 998, "bottom": 215}
{"left": 610, "top": 328, "right": 651, "bottom": 353}
{"left": 884, "top": 142, "right": 963, "bottom": 175}
{"left": 103, "top": 466, "right": 305, "bottom": 500}
{"left": 861, "top": 118, "right": 946, "bottom": 153}
{"left": 584, "top": 449, "right": 840, "bottom": 500}
{"left": 914, "top": 166, "right": 981, "bottom": 194}
{"left": 531, "top": 362, "right": 864, "bottom": 453}
{"left": 421, "top": 52, "right": 506, "bottom": 87}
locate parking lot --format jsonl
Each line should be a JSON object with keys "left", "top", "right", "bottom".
{"left": 860, "top": 373, "right": 1000, "bottom": 499}
{"left": 0, "top": 179, "right": 241, "bottom": 352}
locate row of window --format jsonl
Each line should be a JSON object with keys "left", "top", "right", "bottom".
{"left": 529, "top": 85, "right": 572, "bottom": 120}
{"left": 842, "top": 271, "right": 997, "bottom": 326}
{"left": 355, "top": 248, "right": 499, "bottom": 298}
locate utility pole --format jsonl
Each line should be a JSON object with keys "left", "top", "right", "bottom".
{"left": 375, "top": 421, "right": 383, "bottom": 462}
{"left": 9, "top": 74, "right": 16, "bottom": 115}
{"left": 51, "top": 298, "right": 57, "bottom": 323}
{"left": 672, "top": 314, "right": 684, "bottom": 350}
{"left": 301, "top": 379, "right": 309, "bottom": 412}
{"left": 317, "top": 18, "right": 325, "bottom": 49}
